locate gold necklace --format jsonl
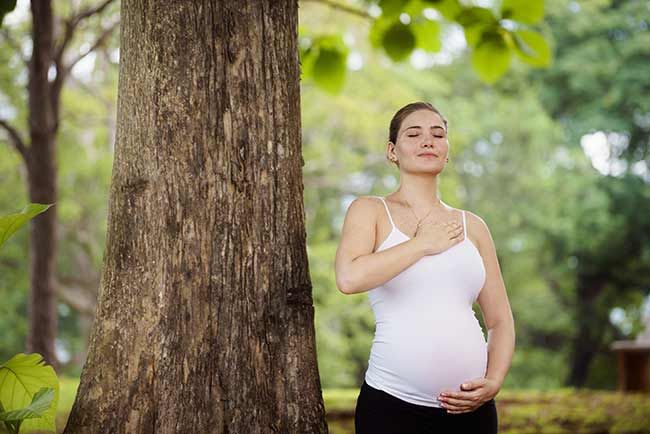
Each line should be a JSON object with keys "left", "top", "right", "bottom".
{"left": 403, "top": 196, "right": 443, "bottom": 232}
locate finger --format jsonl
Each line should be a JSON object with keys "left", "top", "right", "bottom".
{"left": 440, "top": 396, "right": 476, "bottom": 407}
{"left": 444, "top": 400, "right": 482, "bottom": 414}
{"left": 439, "top": 391, "right": 480, "bottom": 403}
{"left": 445, "top": 406, "right": 473, "bottom": 414}
{"left": 446, "top": 408, "right": 474, "bottom": 414}
{"left": 449, "top": 229, "right": 463, "bottom": 240}
{"left": 441, "top": 401, "right": 474, "bottom": 412}
{"left": 440, "top": 389, "right": 481, "bottom": 399}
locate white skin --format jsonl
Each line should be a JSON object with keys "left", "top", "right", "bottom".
{"left": 385, "top": 109, "right": 452, "bottom": 224}
{"left": 384, "top": 109, "right": 515, "bottom": 414}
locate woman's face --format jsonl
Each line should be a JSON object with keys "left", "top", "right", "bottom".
{"left": 390, "top": 109, "right": 449, "bottom": 172}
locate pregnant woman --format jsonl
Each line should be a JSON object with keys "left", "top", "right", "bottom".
{"left": 335, "top": 102, "right": 515, "bottom": 433}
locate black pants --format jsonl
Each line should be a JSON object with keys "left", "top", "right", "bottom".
{"left": 355, "top": 380, "right": 498, "bottom": 434}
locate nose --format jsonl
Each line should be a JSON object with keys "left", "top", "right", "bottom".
{"left": 421, "top": 131, "right": 437, "bottom": 145}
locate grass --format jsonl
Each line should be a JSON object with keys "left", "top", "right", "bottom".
{"left": 54, "top": 377, "right": 650, "bottom": 434}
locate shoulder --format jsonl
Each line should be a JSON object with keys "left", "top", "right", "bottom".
{"left": 463, "top": 210, "right": 487, "bottom": 228}
{"left": 463, "top": 210, "right": 495, "bottom": 247}
{"left": 344, "top": 195, "right": 382, "bottom": 220}
{"left": 348, "top": 195, "right": 382, "bottom": 209}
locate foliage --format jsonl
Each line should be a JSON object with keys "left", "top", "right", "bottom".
{"left": 0, "top": 206, "right": 58, "bottom": 433}
{"left": 0, "top": 353, "right": 59, "bottom": 434}
{"left": 537, "top": 0, "right": 650, "bottom": 161}
{"left": 299, "top": 0, "right": 552, "bottom": 92}
{"left": 0, "top": 204, "right": 52, "bottom": 249}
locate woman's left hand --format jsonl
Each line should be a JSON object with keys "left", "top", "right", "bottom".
{"left": 437, "top": 377, "right": 500, "bottom": 414}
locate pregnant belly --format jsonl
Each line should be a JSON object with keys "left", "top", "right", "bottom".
{"left": 368, "top": 316, "right": 488, "bottom": 404}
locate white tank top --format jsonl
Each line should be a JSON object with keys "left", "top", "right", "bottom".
{"left": 364, "top": 196, "right": 488, "bottom": 408}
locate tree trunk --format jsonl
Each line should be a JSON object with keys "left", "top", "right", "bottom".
{"left": 566, "top": 278, "right": 606, "bottom": 387}
{"left": 26, "top": 0, "right": 59, "bottom": 371}
{"left": 64, "top": 1, "right": 328, "bottom": 433}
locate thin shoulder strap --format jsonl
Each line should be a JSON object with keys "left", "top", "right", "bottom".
{"left": 462, "top": 210, "right": 467, "bottom": 238}
{"left": 374, "top": 196, "right": 396, "bottom": 229}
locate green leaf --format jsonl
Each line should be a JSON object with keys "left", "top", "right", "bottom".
{"left": 0, "top": 204, "right": 53, "bottom": 250}
{"left": 455, "top": 6, "right": 497, "bottom": 28}
{"left": 312, "top": 48, "right": 347, "bottom": 93}
{"left": 382, "top": 22, "right": 416, "bottom": 61}
{"left": 412, "top": 18, "right": 441, "bottom": 52}
{"left": 300, "top": 34, "right": 349, "bottom": 93}
{"left": 369, "top": 17, "right": 394, "bottom": 50}
{"left": 379, "top": 0, "right": 411, "bottom": 18}
{"left": 421, "top": 0, "right": 462, "bottom": 21}
{"left": 464, "top": 25, "right": 484, "bottom": 47}
{"left": 501, "top": 0, "right": 544, "bottom": 24}
{"left": 299, "top": 44, "right": 313, "bottom": 80}
{"left": 0, "top": 388, "right": 54, "bottom": 422}
{"left": 308, "top": 35, "right": 348, "bottom": 94}
{"left": 457, "top": 7, "right": 499, "bottom": 47}
{"left": 402, "top": 0, "right": 427, "bottom": 17}
{"left": 512, "top": 29, "right": 552, "bottom": 67}
{"left": 471, "top": 32, "right": 511, "bottom": 83}
{"left": 0, "top": 353, "right": 59, "bottom": 433}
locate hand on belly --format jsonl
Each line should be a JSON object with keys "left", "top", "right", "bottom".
{"left": 438, "top": 377, "right": 500, "bottom": 414}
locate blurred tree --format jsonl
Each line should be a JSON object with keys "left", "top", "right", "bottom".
{"left": 528, "top": 0, "right": 650, "bottom": 387}
{"left": 0, "top": 0, "right": 118, "bottom": 371}
{"left": 538, "top": 0, "right": 649, "bottom": 164}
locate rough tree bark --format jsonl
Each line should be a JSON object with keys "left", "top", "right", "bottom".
{"left": 64, "top": 1, "right": 327, "bottom": 433}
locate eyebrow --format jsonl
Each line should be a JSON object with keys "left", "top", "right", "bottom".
{"left": 404, "top": 125, "right": 446, "bottom": 132}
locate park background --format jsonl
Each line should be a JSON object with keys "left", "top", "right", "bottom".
{"left": 1, "top": 0, "right": 649, "bottom": 432}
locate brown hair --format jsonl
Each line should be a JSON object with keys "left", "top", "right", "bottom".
{"left": 387, "top": 101, "right": 448, "bottom": 168}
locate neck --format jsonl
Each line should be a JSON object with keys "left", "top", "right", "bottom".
{"left": 395, "top": 172, "right": 444, "bottom": 210}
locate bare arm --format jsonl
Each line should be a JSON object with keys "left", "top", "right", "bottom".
{"left": 470, "top": 212, "right": 516, "bottom": 389}
{"left": 334, "top": 196, "right": 426, "bottom": 295}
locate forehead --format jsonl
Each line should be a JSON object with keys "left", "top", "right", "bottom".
{"left": 400, "top": 110, "right": 445, "bottom": 131}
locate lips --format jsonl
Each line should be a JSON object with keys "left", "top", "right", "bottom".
{"left": 418, "top": 153, "right": 438, "bottom": 157}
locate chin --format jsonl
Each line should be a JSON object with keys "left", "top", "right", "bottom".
{"left": 415, "top": 167, "right": 444, "bottom": 175}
